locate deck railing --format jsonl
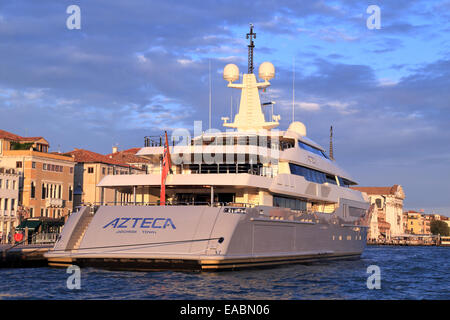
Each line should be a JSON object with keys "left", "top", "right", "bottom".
{"left": 32, "top": 232, "right": 59, "bottom": 244}
{"left": 81, "top": 201, "right": 256, "bottom": 208}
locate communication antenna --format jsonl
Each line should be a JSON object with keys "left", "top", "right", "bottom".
{"left": 292, "top": 56, "right": 295, "bottom": 123}
{"left": 230, "top": 95, "right": 233, "bottom": 120}
{"left": 246, "top": 23, "right": 256, "bottom": 74}
{"left": 329, "top": 126, "right": 334, "bottom": 160}
{"left": 209, "top": 59, "right": 212, "bottom": 130}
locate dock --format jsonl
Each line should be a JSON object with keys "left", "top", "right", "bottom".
{"left": 0, "top": 244, "right": 52, "bottom": 268}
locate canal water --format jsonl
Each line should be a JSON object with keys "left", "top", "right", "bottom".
{"left": 0, "top": 246, "right": 448, "bottom": 300}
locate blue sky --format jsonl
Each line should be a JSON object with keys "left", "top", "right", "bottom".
{"left": 0, "top": 0, "right": 449, "bottom": 215}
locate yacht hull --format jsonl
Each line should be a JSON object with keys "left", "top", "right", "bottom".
{"left": 46, "top": 205, "right": 367, "bottom": 271}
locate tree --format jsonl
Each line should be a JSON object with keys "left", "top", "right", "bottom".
{"left": 430, "top": 220, "right": 450, "bottom": 236}
{"left": 10, "top": 142, "right": 34, "bottom": 150}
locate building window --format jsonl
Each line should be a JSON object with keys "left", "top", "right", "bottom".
{"left": 376, "top": 199, "right": 382, "bottom": 208}
{"left": 43, "top": 164, "right": 47, "bottom": 170}
{"left": 102, "top": 167, "right": 106, "bottom": 175}
{"left": 70, "top": 167, "right": 73, "bottom": 174}
{"left": 5, "top": 180, "right": 8, "bottom": 189}
{"left": 0, "top": 179, "right": 2, "bottom": 188}
{"left": 4, "top": 199, "right": 8, "bottom": 211}
{"left": 32, "top": 162, "right": 36, "bottom": 169}
{"left": 88, "top": 167, "right": 94, "bottom": 174}
{"left": 69, "top": 186, "right": 73, "bottom": 202}
{"left": 11, "top": 199, "right": 15, "bottom": 211}
{"left": 12, "top": 180, "right": 16, "bottom": 190}
{"left": 30, "top": 207, "right": 34, "bottom": 218}
{"left": 42, "top": 184, "right": 46, "bottom": 199}
{"left": 16, "top": 161, "right": 23, "bottom": 168}
{"left": 40, "top": 208, "right": 44, "bottom": 216}
{"left": 31, "top": 182, "right": 36, "bottom": 199}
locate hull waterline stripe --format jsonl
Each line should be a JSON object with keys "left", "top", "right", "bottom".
{"left": 47, "top": 237, "right": 224, "bottom": 254}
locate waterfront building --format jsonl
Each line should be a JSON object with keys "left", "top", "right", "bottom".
{"left": 0, "top": 130, "right": 75, "bottom": 221}
{"left": 64, "top": 149, "right": 146, "bottom": 208}
{"left": 0, "top": 167, "right": 20, "bottom": 243}
{"left": 351, "top": 185, "right": 405, "bottom": 241}
{"left": 404, "top": 211, "right": 432, "bottom": 235}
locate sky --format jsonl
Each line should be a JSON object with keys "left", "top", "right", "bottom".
{"left": 0, "top": 0, "right": 449, "bottom": 215}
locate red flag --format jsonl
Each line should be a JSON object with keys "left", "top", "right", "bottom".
{"left": 160, "top": 131, "right": 172, "bottom": 206}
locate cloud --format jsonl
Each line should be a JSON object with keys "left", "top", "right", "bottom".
{"left": 0, "top": 0, "right": 449, "bottom": 214}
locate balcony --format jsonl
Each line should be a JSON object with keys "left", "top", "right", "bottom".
{"left": 0, "top": 210, "right": 16, "bottom": 217}
{"left": 46, "top": 198, "right": 64, "bottom": 208}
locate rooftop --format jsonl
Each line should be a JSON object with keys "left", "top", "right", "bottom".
{"left": 351, "top": 184, "right": 404, "bottom": 197}
{"left": 65, "top": 148, "right": 142, "bottom": 169}
{"left": 0, "top": 129, "right": 46, "bottom": 144}
{"left": 106, "top": 148, "right": 150, "bottom": 164}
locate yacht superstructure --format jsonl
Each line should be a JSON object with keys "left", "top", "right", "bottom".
{"left": 46, "top": 26, "right": 370, "bottom": 271}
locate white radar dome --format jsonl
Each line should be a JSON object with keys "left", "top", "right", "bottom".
{"left": 258, "top": 62, "right": 275, "bottom": 81}
{"left": 287, "top": 121, "right": 307, "bottom": 137}
{"left": 223, "top": 64, "right": 239, "bottom": 83}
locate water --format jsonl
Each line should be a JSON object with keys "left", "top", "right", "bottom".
{"left": 0, "top": 246, "right": 448, "bottom": 300}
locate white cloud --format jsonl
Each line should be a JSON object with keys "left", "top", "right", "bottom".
{"left": 136, "top": 54, "right": 148, "bottom": 63}
{"left": 378, "top": 78, "right": 399, "bottom": 87}
{"left": 298, "top": 101, "right": 320, "bottom": 111}
{"left": 177, "top": 59, "right": 193, "bottom": 65}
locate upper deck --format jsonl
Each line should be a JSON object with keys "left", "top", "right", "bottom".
{"left": 96, "top": 25, "right": 366, "bottom": 210}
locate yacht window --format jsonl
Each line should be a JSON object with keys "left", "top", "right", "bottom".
{"left": 298, "top": 141, "right": 329, "bottom": 159}
{"left": 337, "top": 177, "right": 353, "bottom": 188}
{"left": 273, "top": 195, "right": 307, "bottom": 211}
{"left": 290, "top": 163, "right": 329, "bottom": 184}
{"left": 326, "top": 174, "right": 337, "bottom": 185}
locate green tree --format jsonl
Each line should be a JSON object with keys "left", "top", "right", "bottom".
{"left": 10, "top": 142, "right": 34, "bottom": 150}
{"left": 430, "top": 220, "right": 450, "bottom": 236}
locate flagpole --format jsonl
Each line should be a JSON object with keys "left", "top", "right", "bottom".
{"left": 160, "top": 131, "right": 172, "bottom": 206}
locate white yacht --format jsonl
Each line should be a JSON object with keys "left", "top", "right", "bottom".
{"left": 46, "top": 26, "right": 370, "bottom": 271}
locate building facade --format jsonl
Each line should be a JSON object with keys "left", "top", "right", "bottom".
{"left": 404, "top": 211, "right": 447, "bottom": 235}
{"left": 0, "top": 130, "right": 75, "bottom": 220}
{"left": 0, "top": 167, "right": 20, "bottom": 243}
{"left": 351, "top": 185, "right": 405, "bottom": 241}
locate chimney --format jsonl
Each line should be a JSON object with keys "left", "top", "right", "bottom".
{"left": 112, "top": 146, "right": 118, "bottom": 154}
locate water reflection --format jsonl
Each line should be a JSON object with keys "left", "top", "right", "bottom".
{"left": 0, "top": 247, "right": 449, "bottom": 300}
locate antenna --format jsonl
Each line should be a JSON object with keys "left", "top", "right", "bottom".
{"left": 246, "top": 23, "right": 256, "bottom": 74}
{"left": 209, "top": 59, "right": 212, "bottom": 130}
{"left": 230, "top": 95, "right": 233, "bottom": 120}
{"left": 329, "top": 126, "right": 334, "bottom": 160}
{"left": 292, "top": 56, "right": 295, "bottom": 123}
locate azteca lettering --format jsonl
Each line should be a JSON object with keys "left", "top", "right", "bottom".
{"left": 103, "top": 217, "right": 176, "bottom": 230}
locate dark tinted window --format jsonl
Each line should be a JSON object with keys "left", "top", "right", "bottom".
{"left": 326, "top": 174, "right": 337, "bottom": 185}
{"left": 337, "top": 177, "right": 351, "bottom": 188}
{"left": 298, "top": 141, "right": 329, "bottom": 159}
{"left": 289, "top": 163, "right": 328, "bottom": 184}
{"left": 273, "top": 195, "right": 307, "bottom": 211}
